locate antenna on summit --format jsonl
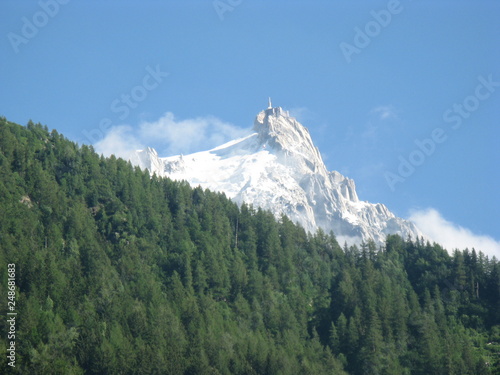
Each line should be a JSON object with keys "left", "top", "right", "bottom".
{"left": 268, "top": 97, "right": 272, "bottom": 109}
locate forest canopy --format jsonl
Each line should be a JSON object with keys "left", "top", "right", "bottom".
{"left": 0, "top": 117, "right": 499, "bottom": 374}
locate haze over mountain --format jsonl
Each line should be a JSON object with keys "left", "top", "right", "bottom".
{"left": 131, "top": 101, "right": 423, "bottom": 246}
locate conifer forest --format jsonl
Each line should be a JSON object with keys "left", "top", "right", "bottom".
{"left": 1, "top": 118, "right": 499, "bottom": 374}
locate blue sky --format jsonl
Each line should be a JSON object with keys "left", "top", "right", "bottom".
{"left": 1, "top": 1, "right": 499, "bottom": 257}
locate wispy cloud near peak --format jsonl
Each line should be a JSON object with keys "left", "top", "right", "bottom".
{"left": 94, "top": 112, "right": 250, "bottom": 159}
{"left": 409, "top": 208, "right": 500, "bottom": 259}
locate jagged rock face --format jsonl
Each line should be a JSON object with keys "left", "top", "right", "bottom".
{"left": 132, "top": 106, "right": 422, "bottom": 247}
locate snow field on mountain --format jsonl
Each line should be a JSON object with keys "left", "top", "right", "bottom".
{"left": 132, "top": 105, "right": 424, "bottom": 247}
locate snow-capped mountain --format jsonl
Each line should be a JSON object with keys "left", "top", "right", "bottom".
{"left": 131, "top": 102, "right": 422, "bottom": 246}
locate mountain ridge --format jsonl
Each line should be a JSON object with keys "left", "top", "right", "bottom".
{"left": 131, "top": 104, "right": 423, "bottom": 246}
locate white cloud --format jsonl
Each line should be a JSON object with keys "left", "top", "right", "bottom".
{"left": 371, "top": 105, "right": 398, "bottom": 120}
{"left": 93, "top": 112, "right": 250, "bottom": 159}
{"left": 288, "top": 107, "right": 312, "bottom": 122}
{"left": 409, "top": 208, "right": 500, "bottom": 259}
{"left": 360, "top": 105, "right": 402, "bottom": 147}
{"left": 94, "top": 125, "right": 144, "bottom": 160}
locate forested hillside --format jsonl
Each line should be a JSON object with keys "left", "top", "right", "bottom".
{"left": 0, "top": 117, "right": 499, "bottom": 374}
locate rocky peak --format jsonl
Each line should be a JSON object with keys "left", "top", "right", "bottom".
{"left": 253, "top": 104, "right": 325, "bottom": 174}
